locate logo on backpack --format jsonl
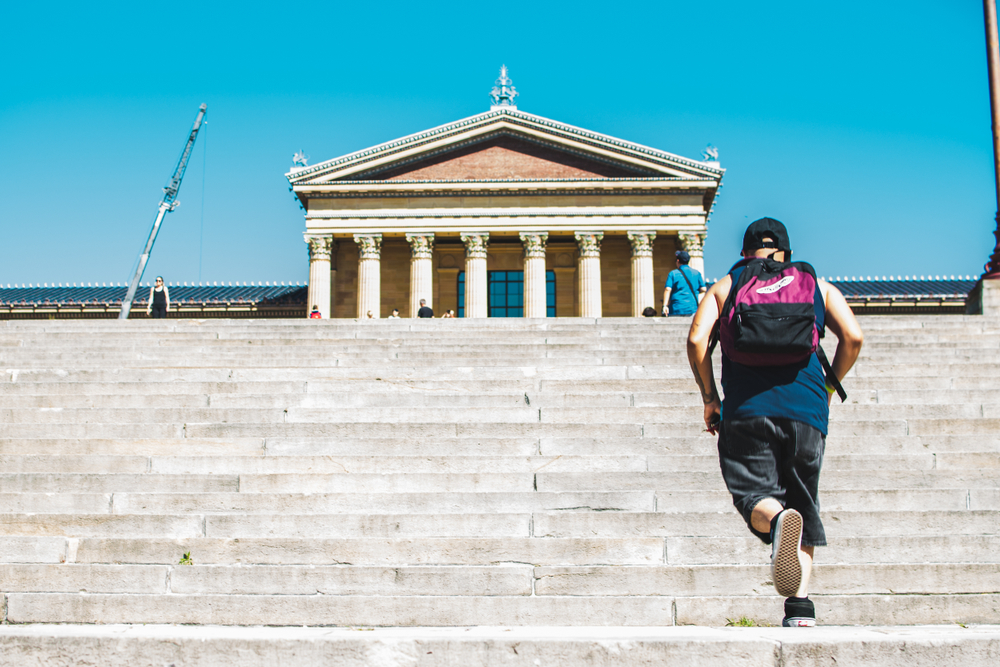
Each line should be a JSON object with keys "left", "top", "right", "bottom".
{"left": 755, "top": 276, "right": 794, "bottom": 294}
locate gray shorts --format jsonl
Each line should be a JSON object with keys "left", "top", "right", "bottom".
{"left": 717, "top": 416, "right": 827, "bottom": 547}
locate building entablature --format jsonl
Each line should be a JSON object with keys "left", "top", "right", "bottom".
{"left": 293, "top": 177, "right": 717, "bottom": 197}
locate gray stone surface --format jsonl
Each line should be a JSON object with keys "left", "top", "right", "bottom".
{"left": 0, "top": 625, "right": 997, "bottom": 667}
{"left": 0, "top": 316, "right": 998, "bottom": 637}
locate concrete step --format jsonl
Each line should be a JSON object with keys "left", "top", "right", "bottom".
{"left": 536, "top": 470, "right": 1000, "bottom": 491}
{"left": 0, "top": 513, "right": 531, "bottom": 539}
{"left": 0, "top": 474, "right": 238, "bottom": 493}
{"left": 2, "top": 488, "right": 994, "bottom": 517}
{"left": 0, "top": 381, "right": 308, "bottom": 395}
{"left": 0, "top": 391, "right": 672, "bottom": 410}
{"left": 1, "top": 433, "right": 997, "bottom": 459}
{"left": 1, "top": 561, "right": 996, "bottom": 596}
{"left": 3, "top": 509, "right": 991, "bottom": 539}
{"left": 0, "top": 437, "right": 268, "bottom": 456}
{"left": 104, "top": 491, "right": 657, "bottom": 515}
{"left": 43, "top": 536, "right": 665, "bottom": 566}
{"left": 669, "top": 535, "right": 1000, "bottom": 565}
{"left": 541, "top": 434, "right": 1000, "bottom": 456}
{"left": 5, "top": 592, "right": 999, "bottom": 626}
{"left": 4, "top": 452, "right": 970, "bottom": 475}
{"left": 8, "top": 532, "right": 983, "bottom": 570}
{"left": 534, "top": 509, "right": 999, "bottom": 537}
{"left": 2, "top": 404, "right": 997, "bottom": 426}
{"left": 1, "top": 376, "right": 987, "bottom": 399}
{"left": 0, "top": 455, "right": 648, "bottom": 474}
{"left": 1, "top": 625, "right": 998, "bottom": 667}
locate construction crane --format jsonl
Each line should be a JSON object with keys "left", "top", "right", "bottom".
{"left": 119, "top": 103, "right": 208, "bottom": 320}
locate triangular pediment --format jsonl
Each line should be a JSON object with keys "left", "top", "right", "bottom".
{"left": 359, "top": 133, "right": 656, "bottom": 181}
{"left": 287, "top": 109, "right": 724, "bottom": 185}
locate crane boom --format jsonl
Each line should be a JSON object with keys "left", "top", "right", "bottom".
{"left": 119, "top": 103, "right": 208, "bottom": 320}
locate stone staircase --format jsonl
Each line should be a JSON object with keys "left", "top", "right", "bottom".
{"left": 0, "top": 316, "right": 998, "bottom": 638}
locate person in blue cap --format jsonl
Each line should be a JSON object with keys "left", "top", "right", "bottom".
{"left": 661, "top": 250, "right": 706, "bottom": 316}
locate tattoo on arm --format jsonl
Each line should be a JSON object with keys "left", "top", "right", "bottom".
{"left": 689, "top": 358, "right": 719, "bottom": 404}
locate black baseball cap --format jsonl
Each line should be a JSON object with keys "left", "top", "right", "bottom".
{"left": 742, "top": 217, "right": 790, "bottom": 254}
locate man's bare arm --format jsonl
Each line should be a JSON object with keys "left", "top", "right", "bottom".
{"left": 820, "top": 281, "right": 864, "bottom": 385}
{"left": 662, "top": 287, "right": 671, "bottom": 315}
{"left": 687, "top": 278, "right": 728, "bottom": 429}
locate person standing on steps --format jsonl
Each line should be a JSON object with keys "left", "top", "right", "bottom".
{"left": 662, "top": 250, "right": 706, "bottom": 317}
{"left": 146, "top": 277, "right": 170, "bottom": 319}
{"left": 686, "top": 218, "right": 863, "bottom": 627}
{"left": 416, "top": 299, "right": 434, "bottom": 318}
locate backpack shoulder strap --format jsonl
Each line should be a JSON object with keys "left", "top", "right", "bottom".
{"left": 708, "top": 260, "right": 752, "bottom": 357}
{"left": 804, "top": 265, "right": 846, "bottom": 401}
{"left": 815, "top": 345, "right": 846, "bottom": 402}
{"left": 677, "top": 265, "right": 698, "bottom": 299}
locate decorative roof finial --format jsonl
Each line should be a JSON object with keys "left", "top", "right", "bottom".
{"left": 490, "top": 65, "right": 518, "bottom": 111}
{"left": 292, "top": 150, "right": 309, "bottom": 168}
{"left": 702, "top": 145, "right": 719, "bottom": 163}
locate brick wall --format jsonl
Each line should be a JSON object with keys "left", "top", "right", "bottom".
{"left": 548, "top": 241, "right": 577, "bottom": 317}
{"left": 376, "top": 137, "right": 645, "bottom": 180}
{"left": 333, "top": 241, "right": 358, "bottom": 319}
{"left": 600, "top": 237, "right": 632, "bottom": 317}
{"left": 380, "top": 238, "right": 410, "bottom": 318}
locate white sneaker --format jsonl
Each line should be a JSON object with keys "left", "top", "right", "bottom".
{"left": 771, "top": 509, "right": 805, "bottom": 598}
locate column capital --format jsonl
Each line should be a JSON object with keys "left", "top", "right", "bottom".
{"left": 574, "top": 231, "right": 604, "bottom": 258}
{"left": 306, "top": 235, "right": 335, "bottom": 261}
{"left": 353, "top": 233, "right": 383, "bottom": 260}
{"left": 519, "top": 232, "right": 549, "bottom": 259}
{"left": 627, "top": 231, "right": 657, "bottom": 258}
{"left": 677, "top": 232, "right": 706, "bottom": 254}
{"left": 405, "top": 233, "right": 435, "bottom": 259}
{"left": 461, "top": 233, "right": 490, "bottom": 259}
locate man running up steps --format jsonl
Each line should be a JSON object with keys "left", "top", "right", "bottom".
{"left": 686, "top": 218, "right": 864, "bottom": 627}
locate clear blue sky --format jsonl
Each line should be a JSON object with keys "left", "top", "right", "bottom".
{"left": 1, "top": 1, "right": 995, "bottom": 284}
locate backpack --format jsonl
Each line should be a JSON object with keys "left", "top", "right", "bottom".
{"left": 711, "top": 257, "right": 846, "bottom": 401}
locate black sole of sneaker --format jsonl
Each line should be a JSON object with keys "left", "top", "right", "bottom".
{"left": 773, "top": 510, "right": 803, "bottom": 598}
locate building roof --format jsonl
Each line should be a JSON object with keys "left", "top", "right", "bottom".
{"left": 826, "top": 277, "right": 977, "bottom": 300}
{"left": 0, "top": 283, "right": 306, "bottom": 307}
{"left": 0, "top": 278, "right": 979, "bottom": 309}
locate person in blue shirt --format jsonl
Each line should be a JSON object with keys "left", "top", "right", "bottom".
{"left": 662, "top": 251, "right": 706, "bottom": 316}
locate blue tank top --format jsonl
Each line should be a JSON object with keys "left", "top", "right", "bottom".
{"left": 720, "top": 267, "right": 830, "bottom": 435}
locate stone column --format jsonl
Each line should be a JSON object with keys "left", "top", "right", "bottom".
{"left": 519, "top": 232, "right": 548, "bottom": 318}
{"left": 406, "top": 233, "right": 435, "bottom": 317}
{"left": 306, "top": 235, "right": 334, "bottom": 319}
{"left": 627, "top": 231, "right": 656, "bottom": 317}
{"left": 353, "top": 234, "right": 382, "bottom": 319}
{"left": 678, "top": 232, "right": 707, "bottom": 277}
{"left": 461, "top": 233, "right": 489, "bottom": 318}
{"left": 575, "top": 232, "right": 604, "bottom": 318}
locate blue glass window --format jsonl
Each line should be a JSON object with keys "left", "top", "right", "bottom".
{"left": 457, "top": 270, "right": 555, "bottom": 317}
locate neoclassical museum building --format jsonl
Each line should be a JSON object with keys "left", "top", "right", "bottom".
{"left": 287, "top": 69, "right": 725, "bottom": 319}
